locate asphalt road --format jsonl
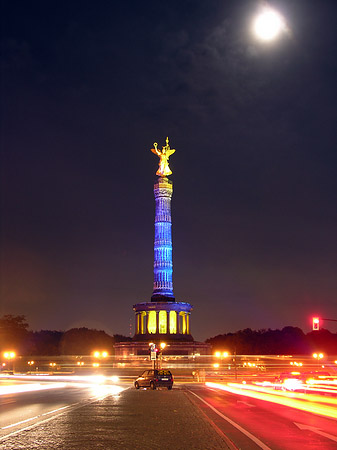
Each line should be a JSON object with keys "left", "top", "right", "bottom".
{"left": 1, "top": 380, "right": 337, "bottom": 449}
{"left": 0, "top": 380, "right": 115, "bottom": 432}
{"left": 186, "top": 384, "right": 337, "bottom": 450}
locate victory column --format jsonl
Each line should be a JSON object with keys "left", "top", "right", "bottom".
{"left": 133, "top": 138, "right": 193, "bottom": 341}
{"left": 114, "top": 138, "right": 211, "bottom": 355}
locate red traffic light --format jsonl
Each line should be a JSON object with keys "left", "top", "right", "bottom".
{"left": 312, "top": 317, "right": 320, "bottom": 331}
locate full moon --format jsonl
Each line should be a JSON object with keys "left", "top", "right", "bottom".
{"left": 253, "top": 8, "right": 285, "bottom": 41}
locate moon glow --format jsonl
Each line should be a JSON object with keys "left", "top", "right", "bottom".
{"left": 253, "top": 8, "right": 285, "bottom": 41}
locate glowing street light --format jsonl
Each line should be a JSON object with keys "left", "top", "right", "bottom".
{"left": 253, "top": 7, "right": 286, "bottom": 42}
{"left": 93, "top": 351, "right": 108, "bottom": 358}
{"left": 156, "top": 342, "right": 167, "bottom": 370}
{"left": 290, "top": 361, "right": 303, "bottom": 367}
{"left": 3, "top": 351, "right": 16, "bottom": 372}
{"left": 214, "top": 351, "right": 229, "bottom": 358}
{"left": 27, "top": 360, "right": 35, "bottom": 369}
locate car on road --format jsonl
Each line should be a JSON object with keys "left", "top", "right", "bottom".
{"left": 274, "top": 371, "right": 331, "bottom": 391}
{"left": 134, "top": 369, "right": 173, "bottom": 390}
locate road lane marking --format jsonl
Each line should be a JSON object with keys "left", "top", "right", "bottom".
{"left": 186, "top": 389, "right": 240, "bottom": 450}
{"left": 0, "top": 403, "right": 79, "bottom": 434}
{"left": 0, "top": 395, "right": 111, "bottom": 441}
{"left": 237, "top": 400, "right": 256, "bottom": 407}
{"left": 41, "top": 404, "right": 79, "bottom": 416}
{"left": 1, "top": 416, "right": 40, "bottom": 429}
{"left": 0, "top": 410, "right": 70, "bottom": 441}
{"left": 0, "top": 403, "right": 81, "bottom": 431}
{"left": 0, "top": 385, "right": 128, "bottom": 441}
{"left": 294, "top": 422, "right": 337, "bottom": 443}
{"left": 188, "top": 390, "right": 272, "bottom": 450}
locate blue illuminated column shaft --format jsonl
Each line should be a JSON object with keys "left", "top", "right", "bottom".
{"left": 151, "top": 176, "right": 175, "bottom": 302}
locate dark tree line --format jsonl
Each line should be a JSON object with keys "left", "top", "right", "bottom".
{"left": 0, "top": 315, "right": 131, "bottom": 356}
{"left": 206, "top": 326, "right": 337, "bottom": 355}
{"left": 1, "top": 315, "right": 336, "bottom": 355}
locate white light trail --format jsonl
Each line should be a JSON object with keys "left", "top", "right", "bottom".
{"left": 0, "top": 383, "right": 66, "bottom": 396}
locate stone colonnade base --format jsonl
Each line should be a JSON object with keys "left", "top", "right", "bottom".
{"left": 133, "top": 301, "right": 193, "bottom": 337}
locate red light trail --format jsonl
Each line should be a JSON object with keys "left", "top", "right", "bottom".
{"left": 206, "top": 381, "right": 337, "bottom": 419}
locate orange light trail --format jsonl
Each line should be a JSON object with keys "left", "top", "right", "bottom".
{"left": 237, "top": 381, "right": 337, "bottom": 406}
{"left": 206, "top": 382, "right": 337, "bottom": 419}
{"left": 257, "top": 379, "right": 337, "bottom": 396}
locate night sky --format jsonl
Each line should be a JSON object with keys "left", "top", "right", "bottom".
{"left": 1, "top": 0, "right": 336, "bottom": 341}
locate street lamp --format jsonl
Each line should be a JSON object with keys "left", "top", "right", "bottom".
{"left": 214, "top": 351, "right": 229, "bottom": 358}
{"left": 92, "top": 351, "right": 108, "bottom": 370}
{"left": 93, "top": 351, "right": 108, "bottom": 358}
{"left": 27, "top": 360, "right": 35, "bottom": 373}
{"left": 3, "top": 351, "right": 16, "bottom": 373}
{"left": 158, "top": 342, "right": 166, "bottom": 369}
{"left": 313, "top": 352, "right": 324, "bottom": 368}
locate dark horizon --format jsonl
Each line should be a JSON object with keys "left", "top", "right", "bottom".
{"left": 1, "top": 1, "right": 336, "bottom": 341}
{"left": 2, "top": 314, "right": 336, "bottom": 357}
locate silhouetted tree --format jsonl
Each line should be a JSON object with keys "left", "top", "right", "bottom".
{"left": 206, "top": 327, "right": 336, "bottom": 355}
{"left": 31, "top": 330, "right": 64, "bottom": 355}
{"left": 59, "top": 328, "right": 115, "bottom": 355}
{"left": 0, "top": 315, "right": 29, "bottom": 353}
{"left": 307, "top": 329, "right": 337, "bottom": 354}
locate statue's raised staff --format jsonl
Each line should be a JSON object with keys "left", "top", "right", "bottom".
{"left": 151, "top": 137, "right": 175, "bottom": 177}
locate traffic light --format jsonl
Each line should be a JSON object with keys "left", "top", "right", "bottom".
{"left": 312, "top": 317, "right": 320, "bottom": 331}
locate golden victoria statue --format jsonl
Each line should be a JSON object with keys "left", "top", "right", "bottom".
{"left": 151, "top": 137, "right": 176, "bottom": 176}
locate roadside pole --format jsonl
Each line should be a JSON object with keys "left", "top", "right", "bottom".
{"left": 150, "top": 343, "right": 157, "bottom": 370}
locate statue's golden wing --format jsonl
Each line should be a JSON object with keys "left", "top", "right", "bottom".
{"left": 166, "top": 148, "right": 175, "bottom": 157}
{"left": 151, "top": 147, "right": 159, "bottom": 155}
